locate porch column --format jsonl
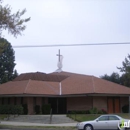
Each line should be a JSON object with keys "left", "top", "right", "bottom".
{"left": 129, "top": 96, "right": 130, "bottom": 114}
{"left": 27, "top": 97, "right": 34, "bottom": 115}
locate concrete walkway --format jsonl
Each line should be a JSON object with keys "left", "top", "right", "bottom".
{"left": 6, "top": 115, "right": 77, "bottom": 124}
{"left": 0, "top": 115, "right": 78, "bottom": 127}
{"left": 0, "top": 121, "right": 77, "bottom": 127}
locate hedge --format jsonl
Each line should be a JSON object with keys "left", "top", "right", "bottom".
{"left": 0, "top": 105, "right": 23, "bottom": 115}
{"left": 122, "top": 104, "right": 129, "bottom": 113}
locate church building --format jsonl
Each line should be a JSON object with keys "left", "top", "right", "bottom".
{"left": 0, "top": 50, "right": 130, "bottom": 114}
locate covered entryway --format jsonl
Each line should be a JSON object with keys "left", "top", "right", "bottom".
{"left": 48, "top": 97, "right": 67, "bottom": 114}
{"left": 107, "top": 97, "right": 120, "bottom": 113}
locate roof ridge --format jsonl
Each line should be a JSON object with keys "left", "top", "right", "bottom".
{"left": 92, "top": 76, "right": 95, "bottom": 93}
{"left": 43, "top": 81, "right": 59, "bottom": 94}
{"left": 24, "top": 79, "right": 31, "bottom": 94}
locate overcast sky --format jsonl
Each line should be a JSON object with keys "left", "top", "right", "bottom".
{"left": 2, "top": 0, "right": 130, "bottom": 77}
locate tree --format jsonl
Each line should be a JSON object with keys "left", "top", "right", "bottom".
{"left": 117, "top": 54, "right": 130, "bottom": 74}
{"left": 100, "top": 72, "right": 121, "bottom": 84}
{"left": 117, "top": 54, "right": 130, "bottom": 87}
{"left": 0, "top": 38, "right": 18, "bottom": 84}
{"left": 101, "top": 54, "right": 130, "bottom": 87}
{"left": 0, "top": 40, "right": 8, "bottom": 55}
{"left": 0, "top": 0, "right": 30, "bottom": 38}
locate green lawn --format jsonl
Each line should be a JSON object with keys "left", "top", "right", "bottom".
{"left": 67, "top": 113, "right": 130, "bottom": 122}
{"left": 0, "top": 115, "right": 7, "bottom": 120}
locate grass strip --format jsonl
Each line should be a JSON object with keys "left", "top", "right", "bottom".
{"left": 67, "top": 113, "right": 130, "bottom": 122}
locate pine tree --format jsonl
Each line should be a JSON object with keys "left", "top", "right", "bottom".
{"left": 117, "top": 54, "right": 130, "bottom": 87}
{"left": 0, "top": 38, "right": 17, "bottom": 84}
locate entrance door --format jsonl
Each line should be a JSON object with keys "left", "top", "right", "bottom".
{"left": 114, "top": 98, "right": 120, "bottom": 113}
{"left": 48, "top": 98, "right": 58, "bottom": 114}
{"left": 107, "top": 97, "right": 120, "bottom": 113}
{"left": 108, "top": 98, "right": 114, "bottom": 113}
{"left": 48, "top": 98, "right": 67, "bottom": 114}
{"left": 58, "top": 98, "right": 67, "bottom": 114}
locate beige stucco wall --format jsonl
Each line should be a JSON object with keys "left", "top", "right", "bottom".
{"left": 67, "top": 96, "right": 93, "bottom": 111}
{"left": 93, "top": 96, "right": 107, "bottom": 111}
{"left": 67, "top": 96, "right": 108, "bottom": 112}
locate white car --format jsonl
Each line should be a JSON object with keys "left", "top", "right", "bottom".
{"left": 77, "top": 114, "right": 130, "bottom": 130}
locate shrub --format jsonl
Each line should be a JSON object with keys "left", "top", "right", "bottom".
{"left": 67, "top": 110, "right": 87, "bottom": 114}
{"left": 0, "top": 105, "right": 23, "bottom": 115}
{"left": 101, "top": 109, "right": 107, "bottom": 114}
{"left": 22, "top": 104, "right": 28, "bottom": 114}
{"left": 86, "top": 110, "right": 90, "bottom": 114}
{"left": 89, "top": 107, "right": 99, "bottom": 114}
{"left": 122, "top": 104, "right": 129, "bottom": 113}
{"left": 34, "top": 105, "right": 41, "bottom": 114}
{"left": 42, "top": 104, "right": 51, "bottom": 114}
{"left": 15, "top": 105, "right": 23, "bottom": 115}
{"left": 67, "top": 108, "right": 107, "bottom": 115}
{"left": 98, "top": 110, "right": 103, "bottom": 114}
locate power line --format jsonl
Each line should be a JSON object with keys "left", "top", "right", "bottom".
{"left": 12, "top": 42, "right": 130, "bottom": 48}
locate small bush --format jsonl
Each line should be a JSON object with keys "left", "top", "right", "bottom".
{"left": 34, "top": 105, "right": 41, "bottom": 114}
{"left": 101, "top": 109, "right": 107, "bottom": 114}
{"left": 42, "top": 104, "right": 51, "bottom": 114}
{"left": 89, "top": 107, "right": 99, "bottom": 114}
{"left": 67, "top": 108, "right": 107, "bottom": 115}
{"left": 22, "top": 104, "right": 28, "bottom": 114}
{"left": 67, "top": 110, "right": 87, "bottom": 114}
{"left": 122, "top": 104, "right": 129, "bottom": 113}
{"left": 15, "top": 105, "right": 23, "bottom": 115}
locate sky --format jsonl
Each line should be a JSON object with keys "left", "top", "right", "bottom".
{"left": 2, "top": 0, "right": 130, "bottom": 77}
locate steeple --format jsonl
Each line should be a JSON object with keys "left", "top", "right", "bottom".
{"left": 55, "top": 49, "right": 63, "bottom": 73}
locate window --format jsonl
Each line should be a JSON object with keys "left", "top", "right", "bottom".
{"left": 98, "top": 116, "right": 108, "bottom": 121}
{"left": 2, "top": 98, "right": 4, "bottom": 105}
{"left": 14, "top": 97, "right": 17, "bottom": 105}
{"left": 33, "top": 97, "right": 36, "bottom": 106}
{"left": 21, "top": 97, "right": 23, "bottom": 104}
{"left": 8, "top": 98, "right": 10, "bottom": 105}
{"left": 109, "top": 116, "right": 119, "bottom": 120}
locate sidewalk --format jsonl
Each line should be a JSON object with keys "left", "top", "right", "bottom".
{"left": 0, "top": 121, "right": 77, "bottom": 127}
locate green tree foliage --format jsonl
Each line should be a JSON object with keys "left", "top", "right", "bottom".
{"left": 100, "top": 72, "right": 121, "bottom": 84}
{"left": 0, "top": 0, "right": 30, "bottom": 38}
{"left": 101, "top": 54, "right": 130, "bottom": 87}
{"left": 117, "top": 54, "right": 130, "bottom": 73}
{"left": 117, "top": 54, "right": 130, "bottom": 87}
{"left": 0, "top": 38, "right": 18, "bottom": 84}
{"left": 0, "top": 40, "right": 8, "bottom": 55}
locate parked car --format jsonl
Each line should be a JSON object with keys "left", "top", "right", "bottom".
{"left": 77, "top": 114, "right": 130, "bottom": 130}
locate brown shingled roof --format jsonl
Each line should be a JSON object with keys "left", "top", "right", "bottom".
{"left": 0, "top": 80, "right": 59, "bottom": 95}
{"left": 0, "top": 71, "right": 130, "bottom": 96}
{"left": 13, "top": 72, "right": 68, "bottom": 82}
